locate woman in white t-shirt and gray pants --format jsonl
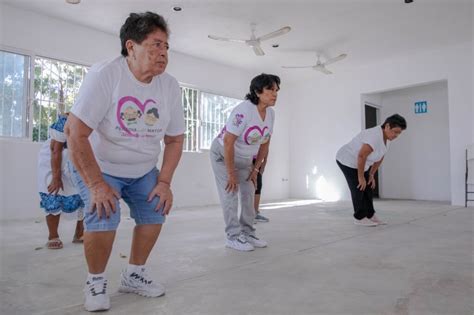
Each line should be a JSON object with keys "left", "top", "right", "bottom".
{"left": 210, "top": 73, "right": 280, "bottom": 251}
{"left": 336, "top": 114, "right": 407, "bottom": 226}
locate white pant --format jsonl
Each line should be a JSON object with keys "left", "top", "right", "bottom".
{"left": 210, "top": 139, "right": 256, "bottom": 240}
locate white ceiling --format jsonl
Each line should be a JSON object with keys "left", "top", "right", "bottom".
{"left": 2, "top": 0, "right": 472, "bottom": 74}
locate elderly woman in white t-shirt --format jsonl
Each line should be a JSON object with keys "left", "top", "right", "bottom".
{"left": 65, "top": 12, "right": 185, "bottom": 312}
{"left": 336, "top": 114, "right": 407, "bottom": 226}
{"left": 210, "top": 73, "right": 280, "bottom": 251}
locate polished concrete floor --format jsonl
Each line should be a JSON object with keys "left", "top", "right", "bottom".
{"left": 0, "top": 199, "right": 472, "bottom": 315}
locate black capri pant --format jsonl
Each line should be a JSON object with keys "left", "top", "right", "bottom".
{"left": 336, "top": 160, "right": 375, "bottom": 220}
{"left": 253, "top": 158, "right": 263, "bottom": 194}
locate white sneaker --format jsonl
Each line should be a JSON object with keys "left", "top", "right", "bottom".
{"left": 369, "top": 214, "right": 387, "bottom": 225}
{"left": 247, "top": 234, "right": 268, "bottom": 248}
{"left": 118, "top": 267, "right": 165, "bottom": 298}
{"left": 84, "top": 276, "right": 110, "bottom": 312}
{"left": 354, "top": 218, "right": 378, "bottom": 226}
{"left": 225, "top": 234, "right": 254, "bottom": 251}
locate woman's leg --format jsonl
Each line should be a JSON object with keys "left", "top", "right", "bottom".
{"left": 238, "top": 166, "right": 256, "bottom": 237}
{"left": 46, "top": 214, "right": 60, "bottom": 240}
{"left": 74, "top": 219, "right": 84, "bottom": 241}
{"left": 337, "top": 161, "right": 368, "bottom": 219}
{"left": 210, "top": 141, "right": 240, "bottom": 240}
{"left": 254, "top": 193, "right": 261, "bottom": 214}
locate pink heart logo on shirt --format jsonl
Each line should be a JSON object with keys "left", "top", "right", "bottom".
{"left": 244, "top": 126, "right": 268, "bottom": 145}
{"left": 116, "top": 96, "right": 156, "bottom": 137}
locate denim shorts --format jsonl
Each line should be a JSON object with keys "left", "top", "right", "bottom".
{"left": 68, "top": 161, "right": 166, "bottom": 231}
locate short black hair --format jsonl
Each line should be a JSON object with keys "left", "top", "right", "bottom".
{"left": 120, "top": 12, "right": 169, "bottom": 57}
{"left": 382, "top": 114, "right": 407, "bottom": 130}
{"left": 245, "top": 73, "right": 281, "bottom": 105}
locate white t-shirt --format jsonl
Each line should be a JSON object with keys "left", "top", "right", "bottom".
{"left": 336, "top": 126, "right": 389, "bottom": 171}
{"left": 216, "top": 100, "right": 275, "bottom": 158}
{"left": 71, "top": 56, "right": 185, "bottom": 178}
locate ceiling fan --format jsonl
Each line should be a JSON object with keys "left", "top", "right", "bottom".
{"left": 282, "top": 53, "right": 347, "bottom": 74}
{"left": 208, "top": 23, "right": 291, "bottom": 56}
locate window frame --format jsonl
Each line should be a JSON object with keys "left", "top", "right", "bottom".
{"left": 0, "top": 45, "right": 33, "bottom": 140}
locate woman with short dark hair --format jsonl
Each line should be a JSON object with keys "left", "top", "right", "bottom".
{"left": 210, "top": 73, "right": 280, "bottom": 251}
{"left": 336, "top": 114, "right": 407, "bottom": 226}
{"left": 66, "top": 11, "right": 185, "bottom": 312}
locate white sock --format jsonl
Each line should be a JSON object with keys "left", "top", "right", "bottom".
{"left": 127, "top": 264, "right": 145, "bottom": 275}
{"left": 87, "top": 272, "right": 105, "bottom": 282}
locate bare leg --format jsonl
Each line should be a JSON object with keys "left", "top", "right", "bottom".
{"left": 129, "top": 224, "right": 162, "bottom": 265}
{"left": 74, "top": 220, "right": 84, "bottom": 240}
{"left": 46, "top": 214, "right": 60, "bottom": 240}
{"left": 254, "top": 194, "right": 261, "bottom": 215}
{"left": 84, "top": 231, "right": 116, "bottom": 274}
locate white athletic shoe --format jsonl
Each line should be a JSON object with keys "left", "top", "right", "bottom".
{"left": 369, "top": 215, "right": 387, "bottom": 225}
{"left": 225, "top": 234, "right": 255, "bottom": 251}
{"left": 84, "top": 276, "right": 110, "bottom": 312}
{"left": 247, "top": 234, "right": 268, "bottom": 248}
{"left": 354, "top": 218, "right": 378, "bottom": 226}
{"left": 118, "top": 267, "right": 165, "bottom": 298}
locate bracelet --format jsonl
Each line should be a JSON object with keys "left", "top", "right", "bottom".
{"left": 253, "top": 168, "right": 259, "bottom": 173}
{"left": 158, "top": 180, "right": 171, "bottom": 186}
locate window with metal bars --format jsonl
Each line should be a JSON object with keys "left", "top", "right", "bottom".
{"left": 181, "top": 86, "right": 200, "bottom": 152}
{"left": 181, "top": 87, "right": 242, "bottom": 152}
{"left": 32, "top": 56, "right": 88, "bottom": 142}
{"left": 199, "top": 91, "right": 241, "bottom": 150}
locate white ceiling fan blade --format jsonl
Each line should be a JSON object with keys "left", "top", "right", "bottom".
{"left": 281, "top": 65, "right": 314, "bottom": 69}
{"left": 208, "top": 35, "right": 246, "bottom": 43}
{"left": 252, "top": 45, "right": 265, "bottom": 56}
{"left": 323, "top": 53, "right": 347, "bottom": 66}
{"left": 257, "top": 26, "right": 291, "bottom": 42}
{"left": 314, "top": 66, "right": 333, "bottom": 74}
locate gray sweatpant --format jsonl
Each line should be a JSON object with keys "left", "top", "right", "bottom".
{"left": 210, "top": 139, "right": 256, "bottom": 240}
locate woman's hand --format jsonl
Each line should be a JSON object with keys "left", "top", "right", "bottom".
{"left": 148, "top": 181, "right": 173, "bottom": 215}
{"left": 89, "top": 181, "right": 121, "bottom": 219}
{"left": 247, "top": 168, "right": 258, "bottom": 187}
{"left": 226, "top": 172, "right": 238, "bottom": 193}
{"left": 357, "top": 176, "right": 367, "bottom": 191}
{"left": 47, "top": 177, "right": 64, "bottom": 195}
{"left": 368, "top": 174, "right": 376, "bottom": 189}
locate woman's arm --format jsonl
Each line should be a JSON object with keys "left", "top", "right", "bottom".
{"left": 48, "top": 140, "right": 65, "bottom": 194}
{"left": 65, "top": 113, "right": 120, "bottom": 219}
{"left": 147, "top": 133, "right": 184, "bottom": 215}
{"left": 247, "top": 140, "right": 271, "bottom": 186}
{"left": 254, "top": 140, "right": 270, "bottom": 172}
{"left": 368, "top": 156, "right": 384, "bottom": 189}
{"left": 357, "top": 144, "right": 374, "bottom": 191}
{"left": 223, "top": 132, "right": 239, "bottom": 193}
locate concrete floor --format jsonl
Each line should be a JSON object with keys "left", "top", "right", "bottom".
{"left": 0, "top": 199, "right": 472, "bottom": 315}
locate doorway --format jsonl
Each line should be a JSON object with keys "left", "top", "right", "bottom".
{"left": 364, "top": 104, "right": 380, "bottom": 198}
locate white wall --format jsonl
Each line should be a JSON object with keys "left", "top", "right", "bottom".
{"left": 378, "top": 81, "right": 451, "bottom": 202}
{"left": 0, "top": 4, "right": 290, "bottom": 220}
{"left": 288, "top": 41, "right": 472, "bottom": 206}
